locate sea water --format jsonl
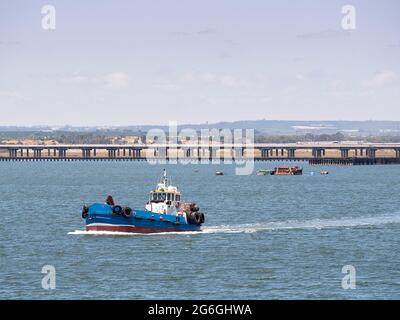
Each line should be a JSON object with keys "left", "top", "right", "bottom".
{"left": 0, "top": 161, "right": 400, "bottom": 299}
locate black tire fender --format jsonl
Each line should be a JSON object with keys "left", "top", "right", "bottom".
{"left": 122, "top": 207, "right": 133, "bottom": 219}
{"left": 199, "top": 212, "right": 205, "bottom": 224}
{"left": 82, "top": 205, "right": 89, "bottom": 219}
{"left": 112, "top": 205, "right": 123, "bottom": 215}
{"left": 188, "top": 211, "right": 201, "bottom": 225}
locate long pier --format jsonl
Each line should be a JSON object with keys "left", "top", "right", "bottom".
{"left": 1, "top": 143, "right": 400, "bottom": 165}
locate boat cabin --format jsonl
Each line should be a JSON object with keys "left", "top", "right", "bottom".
{"left": 145, "top": 169, "right": 184, "bottom": 214}
{"left": 149, "top": 189, "right": 181, "bottom": 203}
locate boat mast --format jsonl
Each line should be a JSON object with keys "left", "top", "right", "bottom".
{"left": 162, "top": 169, "right": 167, "bottom": 187}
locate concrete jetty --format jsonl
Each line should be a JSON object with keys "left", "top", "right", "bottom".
{"left": 1, "top": 143, "right": 400, "bottom": 165}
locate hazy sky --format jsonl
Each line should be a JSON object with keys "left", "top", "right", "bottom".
{"left": 0, "top": 0, "right": 399, "bottom": 126}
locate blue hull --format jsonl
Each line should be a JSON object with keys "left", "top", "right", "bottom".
{"left": 85, "top": 204, "right": 201, "bottom": 233}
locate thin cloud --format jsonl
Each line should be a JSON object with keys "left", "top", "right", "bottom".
{"left": 103, "top": 72, "right": 130, "bottom": 89}
{"left": 153, "top": 83, "right": 179, "bottom": 91}
{"left": 218, "top": 52, "right": 232, "bottom": 60}
{"left": 387, "top": 42, "right": 400, "bottom": 48}
{"left": 172, "top": 28, "right": 217, "bottom": 37}
{"left": 62, "top": 71, "right": 130, "bottom": 89}
{"left": 0, "top": 90, "right": 27, "bottom": 102}
{"left": 197, "top": 28, "right": 217, "bottom": 35}
{"left": 64, "top": 74, "right": 89, "bottom": 84}
{"left": 365, "top": 70, "right": 397, "bottom": 88}
{"left": 181, "top": 71, "right": 248, "bottom": 88}
{"left": 224, "top": 39, "right": 240, "bottom": 46}
{"left": 171, "top": 31, "right": 192, "bottom": 37}
{"left": 297, "top": 29, "right": 352, "bottom": 40}
{"left": 0, "top": 40, "right": 20, "bottom": 47}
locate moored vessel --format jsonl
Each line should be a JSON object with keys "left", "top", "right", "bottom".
{"left": 273, "top": 166, "right": 303, "bottom": 175}
{"left": 256, "top": 169, "right": 274, "bottom": 176}
{"left": 256, "top": 166, "right": 303, "bottom": 176}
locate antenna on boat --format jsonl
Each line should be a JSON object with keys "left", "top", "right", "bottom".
{"left": 162, "top": 168, "right": 167, "bottom": 187}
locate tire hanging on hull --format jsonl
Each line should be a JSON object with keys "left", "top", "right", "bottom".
{"left": 122, "top": 207, "right": 134, "bottom": 219}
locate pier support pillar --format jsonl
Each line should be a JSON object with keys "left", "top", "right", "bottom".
{"left": 233, "top": 147, "right": 245, "bottom": 159}
{"left": 367, "top": 148, "right": 377, "bottom": 158}
{"left": 58, "top": 148, "right": 67, "bottom": 158}
{"left": 107, "top": 148, "right": 117, "bottom": 158}
{"left": 8, "top": 148, "right": 18, "bottom": 158}
{"left": 340, "top": 148, "right": 350, "bottom": 158}
{"left": 132, "top": 148, "right": 142, "bottom": 158}
{"left": 260, "top": 148, "right": 271, "bottom": 158}
{"left": 287, "top": 148, "right": 296, "bottom": 159}
{"left": 82, "top": 148, "right": 92, "bottom": 158}
{"left": 312, "top": 148, "right": 324, "bottom": 158}
{"left": 33, "top": 148, "right": 43, "bottom": 158}
{"left": 208, "top": 147, "right": 217, "bottom": 161}
{"left": 165, "top": 147, "right": 170, "bottom": 160}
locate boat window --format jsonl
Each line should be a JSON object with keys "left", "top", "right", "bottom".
{"left": 171, "top": 194, "right": 175, "bottom": 201}
{"left": 152, "top": 193, "right": 157, "bottom": 201}
{"left": 161, "top": 193, "right": 166, "bottom": 200}
{"left": 167, "top": 193, "right": 171, "bottom": 201}
{"left": 176, "top": 195, "right": 180, "bottom": 201}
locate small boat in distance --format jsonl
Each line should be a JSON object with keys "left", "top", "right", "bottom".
{"left": 273, "top": 166, "right": 303, "bottom": 175}
{"left": 256, "top": 166, "right": 303, "bottom": 176}
{"left": 320, "top": 170, "right": 329, "bottom": 175}
{"left": 215, "top": 171, "right": 224, "bottom": 176}
{"left": 81, "top": 170, "right": 205, "bottom": 233}
{"left": 256, "top": 169, "right": 274, "bottom": 176}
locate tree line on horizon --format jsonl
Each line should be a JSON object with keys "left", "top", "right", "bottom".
{"left": 2, "top": 130, "right": 400, "bottom": 144}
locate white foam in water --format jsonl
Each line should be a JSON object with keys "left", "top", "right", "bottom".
{"left": 67, "top": 229, "right": 202, "bottom": 236}
{"left": 68, "top": 213, "right": 400, "bottom": 236}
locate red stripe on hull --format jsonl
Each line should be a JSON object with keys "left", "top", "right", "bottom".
{"left": 86, "top": 224, "right": 190, "bottom": 233}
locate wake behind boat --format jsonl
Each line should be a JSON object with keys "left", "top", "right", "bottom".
{"left": 81, "top": 170, "right": 205, "bottom": 233}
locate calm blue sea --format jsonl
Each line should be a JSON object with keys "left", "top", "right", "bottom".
{"left": 1, "top": 161, "right": 400, "bottom": 299}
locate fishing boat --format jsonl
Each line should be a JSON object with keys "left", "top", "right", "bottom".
{"left": 81, "top": 170, "right": 205, "bottom": 233}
